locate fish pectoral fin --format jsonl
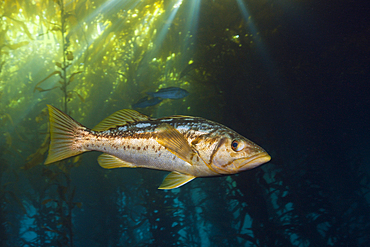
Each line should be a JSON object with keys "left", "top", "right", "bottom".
{"left": 98, "top": 154, "right": 137, "bottom": 169}
{"left": 155, "top": 123, "right": 196, "bottom": 165}
{"left": 92, "top": 109, "right": 151, "bottom": 131}
{"left": 158, "top": 172, "right": 195, "bottom": 190}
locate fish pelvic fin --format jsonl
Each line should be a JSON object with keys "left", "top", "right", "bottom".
{"left": 158, "top": 171, "right": 195, "bottom": 190}
{"left": 92, "top": 109, "right": 151, "bottom": 131}
{"left": 44, "top": 105, "right": 87, "bottom": 165}
{"left": 98, "top": 154, "right": 137, "bottom": 169}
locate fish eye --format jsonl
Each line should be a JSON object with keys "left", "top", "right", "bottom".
{"left": 231, "top": 140, "right": 244, "bottom": 152}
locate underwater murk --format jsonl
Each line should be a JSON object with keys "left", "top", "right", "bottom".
{"left": 0, "top": 0, "right": 369, "bottom": 246}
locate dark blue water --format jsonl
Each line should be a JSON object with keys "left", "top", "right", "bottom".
{"left": 1, "top": 0, "right": 369, "bottom": 246}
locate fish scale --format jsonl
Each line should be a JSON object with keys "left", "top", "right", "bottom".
{"left": 44, "top": 105, "right": 271, "bottom": 189}
{"left": 83, "top": 118, "right": 226, "bottom": 174}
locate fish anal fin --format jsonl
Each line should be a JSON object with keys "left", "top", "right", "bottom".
{"left": 155, "top": 123, "right": 196, "bottom": 164}
{"left": 158, "top": 172, "right": 195, "bottom": 190}
{"left": 98, "top": 154, "right": 137, "bottom": 169}
{"left": 92, "top": 109, "right": 151, "bottom": 131}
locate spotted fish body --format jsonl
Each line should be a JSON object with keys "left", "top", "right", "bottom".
{"left": 45, "top": 105, "right": 271, "bottom": 189}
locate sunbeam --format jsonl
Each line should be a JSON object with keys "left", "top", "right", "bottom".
{"left": 180, "top": 0, "right": 201, "bottom": 67}
{"left": 236, "top": 0, "right": 270, "bottom": 63}
{"left": 150, "top": 0, "right": 183, "bottom": 58}
{"left": 235, "top": 0, "right": 278, "bottom": 83}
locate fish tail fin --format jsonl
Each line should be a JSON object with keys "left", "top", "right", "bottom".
{"left": 44, "top": 105, "right": 88, "bottom": 165}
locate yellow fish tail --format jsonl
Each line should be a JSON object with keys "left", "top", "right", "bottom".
{"left": 44, "top": 105, "right": 87, "bottom": 165}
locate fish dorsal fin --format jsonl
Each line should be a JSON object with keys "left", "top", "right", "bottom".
{"left": 155, "top": 123, "right": 197, "bottom": 165}
{"left": 98, "top": 154, "right": 137, "bottom": 169}
{"left": 93, "top": 109, "right": 150, "bottom": 131}
{"left": 158, "top": 171, "right": 195, "bottom": 189}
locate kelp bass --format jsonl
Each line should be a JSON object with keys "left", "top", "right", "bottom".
{"left": 44, "top": 105, "right": 271, "bottom": 189}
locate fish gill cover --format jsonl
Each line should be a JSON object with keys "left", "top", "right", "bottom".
{"left": 0, "top": 0, "right": 370, "bottom": 246}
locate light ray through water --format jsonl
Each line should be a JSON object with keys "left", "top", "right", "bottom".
{"left": 180, "top": 0, "right": 201, "bottom": 68}
{"left": 235, "top": 0, "right": 274, "bottom": 71}
{"left": 149, "top": 0, "right": 183, "bottom": 59}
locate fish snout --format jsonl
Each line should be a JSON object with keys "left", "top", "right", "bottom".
{"left": 232, "top": 152, "right": 271, "bottom": 172}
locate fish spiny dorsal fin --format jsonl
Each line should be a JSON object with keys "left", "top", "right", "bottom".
{"left": 92, "top": 109, "right": 151, "bottom": 131}
{"left": 155, "top": 123, "right": 198, "bottom": 165}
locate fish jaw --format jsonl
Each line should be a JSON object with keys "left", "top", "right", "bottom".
{"left": 213, "top": 152, "right": 271, "bottom": 175}
{"left": 231, "top": 152, "right": 271, "bottom": 172}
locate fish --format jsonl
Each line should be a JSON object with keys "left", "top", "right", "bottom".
{"left": 44, "top": 105, "right": 271, "bottom": 189}
{"left": 132, "top": 96, "right": 163, "bottom": 109}
{"left": 146, "top": 87, "right": 189, "bottom": 99}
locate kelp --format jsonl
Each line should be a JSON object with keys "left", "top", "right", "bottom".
{"left": 22, "top": 134, "right": 49, "bottom": 170}
{"left": 2, "top": 41, "right": 29, "bottom": 50}
{"left": 23, "top": 0, "right": 87, "bottom": 246}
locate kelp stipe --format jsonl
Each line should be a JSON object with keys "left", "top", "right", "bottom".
{"left": 26, "top": 0, "right": 84, "bottom": 246}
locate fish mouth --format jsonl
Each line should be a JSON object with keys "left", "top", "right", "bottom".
{"left": 234, "top": 152, "right": 271, "bottom": 171}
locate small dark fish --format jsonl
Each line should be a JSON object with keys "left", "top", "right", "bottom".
{"left": 132, "top": 96, "right": 162, "bottom": 109}
{"left": 146, "top": 87, "right": 189, "bottom": 99}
